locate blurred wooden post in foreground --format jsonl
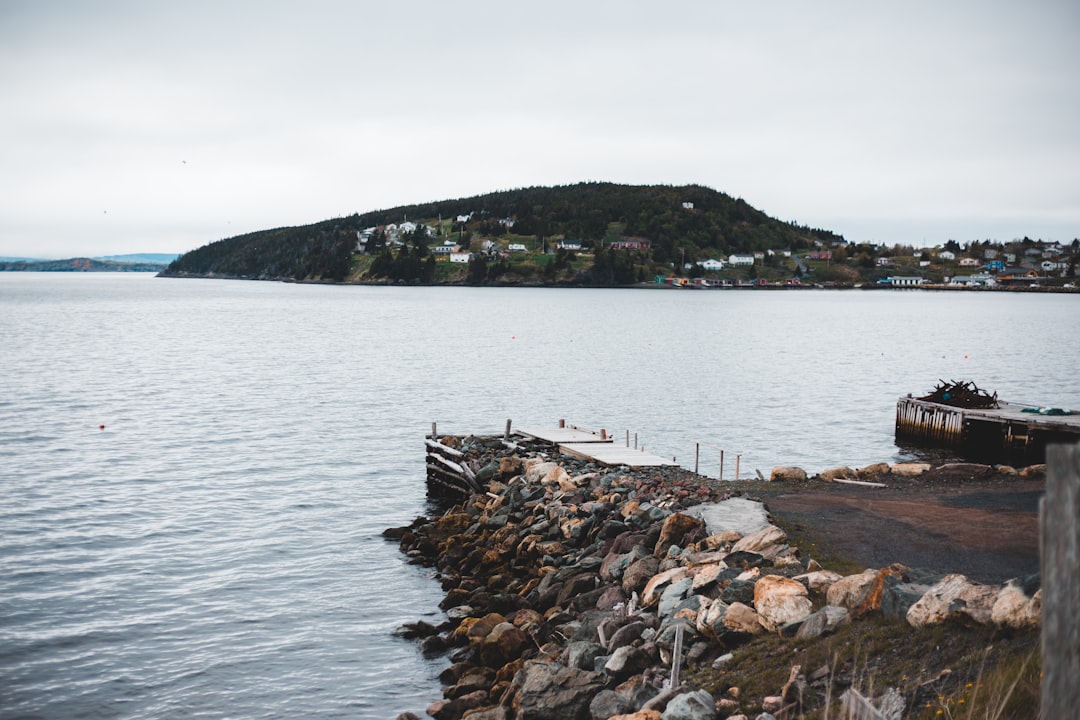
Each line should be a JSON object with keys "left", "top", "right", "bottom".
{"left": 1041, "top": 443, "right": 1080, "bottom": 719}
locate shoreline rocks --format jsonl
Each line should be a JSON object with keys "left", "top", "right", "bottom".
{"left": 387, "top": 439, "right": 1042, "bottom": 720}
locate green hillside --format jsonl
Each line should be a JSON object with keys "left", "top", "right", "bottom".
{"left": 160, "top": 182, "right": 843, "bottom": 285}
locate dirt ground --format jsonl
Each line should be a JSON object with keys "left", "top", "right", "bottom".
{"left": 722, "top": 466, "right": 1045, "bottom": 584}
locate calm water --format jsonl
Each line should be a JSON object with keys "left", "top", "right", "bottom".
{"left": 1, "top": 274, "right": 1077, "bottom": 719}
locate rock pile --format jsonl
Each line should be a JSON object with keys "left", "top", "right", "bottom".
{"left": 386, "top": 440, "right": 1041, "bottom": 720}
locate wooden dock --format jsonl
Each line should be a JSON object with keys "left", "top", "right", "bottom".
{"left": 896, "top": 396, "right": 1080, "bottom": 463}
{"left": 516, "top": 424, "right": 681, "bottom": 467}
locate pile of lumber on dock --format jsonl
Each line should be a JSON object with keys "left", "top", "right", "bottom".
{"left": 918, "top": 379, "right": 999, "bottom": 409}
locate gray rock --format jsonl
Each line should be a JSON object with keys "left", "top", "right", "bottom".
{"left": 720, "top": 578, "right": 756, "bottom": 605}
{"left": 622, "top": 555, "right": 662, "bottom": 595}
{"left": 658, "top": 577, "right": 695, "bottom": 618}
{"left": 604, "top": 645, "right": 650, "bottom": 680}
{"left": 661, "top": 689, "right": 718, "bottom": 720}
{"left": 513, "top": 661, "right": 606, "bottom": 720}
{"left": 589, "top": 689, "right": 635, "bottom": 720}
{"left": 793, "top": 605, "right": 849, "bottom": 640}
{"left": 607, "top": 620, "right": 645, "bottom": 652}
{"left": 566, "top": 641, "right": 606, "bottom": 671}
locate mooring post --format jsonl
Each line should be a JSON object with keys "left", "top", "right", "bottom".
{"left": 720, "top": 450, "right": 724, "bottom": 482}
{"left": 736, "top": 454, "right": 741, "bottom": 482}
{"left": 626, "top": 429, "right": 630, "bottom": 448}
{"left": 1041, "top": 443, "right": 1080, "bottom": 718}
{"left": 695, "top": 443, "right": 700, "bottom": 474}
{"left": 634, "top": 432, "right": 638, "bottom": 450}
{"left": 431, "top": 421, "right": 437, "bottom": 440}
{"left": 504, "top": 419, "right": 512, "bottom": 441}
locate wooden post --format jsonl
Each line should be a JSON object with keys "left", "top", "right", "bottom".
{"left": 670, "top": 624, "right": 684, "bottom": 688}
{"left": 1041, "top": 443, "right": 1080, "bottom": 718}
{"left": 736, "top": 454, "right": 741, "bottom": 482}
{"left": 720, "top": 450, "right": 724, "bottom": 482}
{"left": 504, "top": 419, "right": 512, "bottom": 441}
{"left": 431, "top": 421, "right": 437, "bottom": 440}
{"left": 634, "top": 432, "right": 638, "bottom": 450}
{"left": 626, "top": 430, "right": 630, "bottom": 447}
{"left": 694, "top": 443, "right": 700, "bottom": 474}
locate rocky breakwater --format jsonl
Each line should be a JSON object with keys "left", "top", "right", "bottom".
{"left": 385, "top": 443, "right": 1042, "bottom": 720}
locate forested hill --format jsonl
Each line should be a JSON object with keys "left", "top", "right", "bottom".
{"left": 160, "top": 182, "right": 843, "bottom": 284}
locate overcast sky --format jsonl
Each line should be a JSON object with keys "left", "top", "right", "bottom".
{"left": 1, "top": 0, "right": 1077, "bottom": 258}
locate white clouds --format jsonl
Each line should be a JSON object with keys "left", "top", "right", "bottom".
{"left": 1, "top": 0, "right": 1077, "bottom": 257}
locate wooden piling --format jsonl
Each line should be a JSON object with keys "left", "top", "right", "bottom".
{"left": 735, "top": 454, "right": 741, "bottom": 482}
{"left": 1041, "top": 443, "right": 1080, "bottom": 718}
{"left": 504, "top": 418, "right": 512, "bottom": 441}
{"left": 694, "top": 443, "right": 700, "bottom": 474}
{"left": 720, "top": 450, "right": 724, "bottom": 482}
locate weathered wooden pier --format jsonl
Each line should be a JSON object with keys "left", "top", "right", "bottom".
{"left": 896, "top": 395, "right": 1080, "bottom": 464}
{"left": 425, "top": 420, "right": 682, "bottom": 497}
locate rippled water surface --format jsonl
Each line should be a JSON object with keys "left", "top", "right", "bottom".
{"left": 2, "top": 274, "right": 1077, "bottom": 718}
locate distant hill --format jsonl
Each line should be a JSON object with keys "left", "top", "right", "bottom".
{"left": 161, "top": 182, "right": 845, "bottom": 285}
{"left": 0, "top": 258, "right": 166, "bottom": 272}
{"left": 95, "top": 253, "right": 179, "bottom": 265}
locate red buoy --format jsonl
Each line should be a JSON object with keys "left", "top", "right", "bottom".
{"left": 99, "top": 424, "right": 105, "bottom": 430}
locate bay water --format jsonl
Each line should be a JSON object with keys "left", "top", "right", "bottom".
{"left": 2, "top": 273, "right": 1077, "bottom": 718}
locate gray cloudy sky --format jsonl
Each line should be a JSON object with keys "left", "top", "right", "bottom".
{"left": 2, "top": 0, "right": 1077, "bottom": 258}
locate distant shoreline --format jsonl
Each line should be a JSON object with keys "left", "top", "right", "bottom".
{"left": 155, "top": 272, "right": 1080, "bottom": 294}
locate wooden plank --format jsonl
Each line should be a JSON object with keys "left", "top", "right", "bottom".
{"left": 1041, "top": 443, "right": 1080, "bottom": 718}
{"left": 517, "top": 427, "right": 613, "bottom": 444}
{"left": 559, "top": 442, "right": 679, "bottom": 467}
{"left": 425, "top": 438, "right": 464, "bottom": 457}
{"left": 833, "top": 478, "right": 888, "bottom": 488}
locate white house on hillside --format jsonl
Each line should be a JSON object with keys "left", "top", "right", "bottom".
{"left": 728, "top": 254, "right": 754, "bottom": 266}
{"left": 699, "top": 259, "right": 725, "bottom": 271}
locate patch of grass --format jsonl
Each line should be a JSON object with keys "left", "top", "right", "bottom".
{"left": 690, "top": 615, "right": 1039, "bottom": 719}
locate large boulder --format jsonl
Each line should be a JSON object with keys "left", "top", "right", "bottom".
{"left": 906, "top": 574, "right": 1000, "bottom": 627}
{"left": 480, "top": 622, "right": 529, "bottom": 668}
{"left": 852, "top": 564, "right": 908, "bottom": 618}
{"left": 512, "top": 661, "right": 606, "bottom": 720}
{"left": 990, "top": 579, "right": 1041, "bottom": 629}
{"left": 857, "top": 462, "right": 890, "bottom": 480}
{"left": 657, "top": 578, "right": 695, "bottom": 619}
{"left": 794, "top": 569, "right": 843, "bottom": 595}
{"left": 890, "top": 462, "right": 931, "bottom": 477}
{"left": 753, "top": 575, "right": 813, "bottom": 632}
{"left": 525, "top": 461, "right": 562, "bottom": 484}
{"left": 826, "top": 569, "right": 879, "bottom": 610}
{"left": 721, "top": 602, "right": 763, "bottom": 635}
{"left": 691, "top": 562, "right": 728, "bottom": 592}
{"left": 770, "top": 466, "right": 808, "bottom": 482}
{"left": 817, "top": 466, "right": 857, "bottom": 482}
{"left": 622, "top": 555, "right": 661, "bottom": 596}
{"left": 730, "top": 525, "right": 787, "bottom": 554}
{"left": 642, "top": 567, "right": 690, "bottom": 608}
{"left": 654, "top": 513, "right": 705, "bottom": 556}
